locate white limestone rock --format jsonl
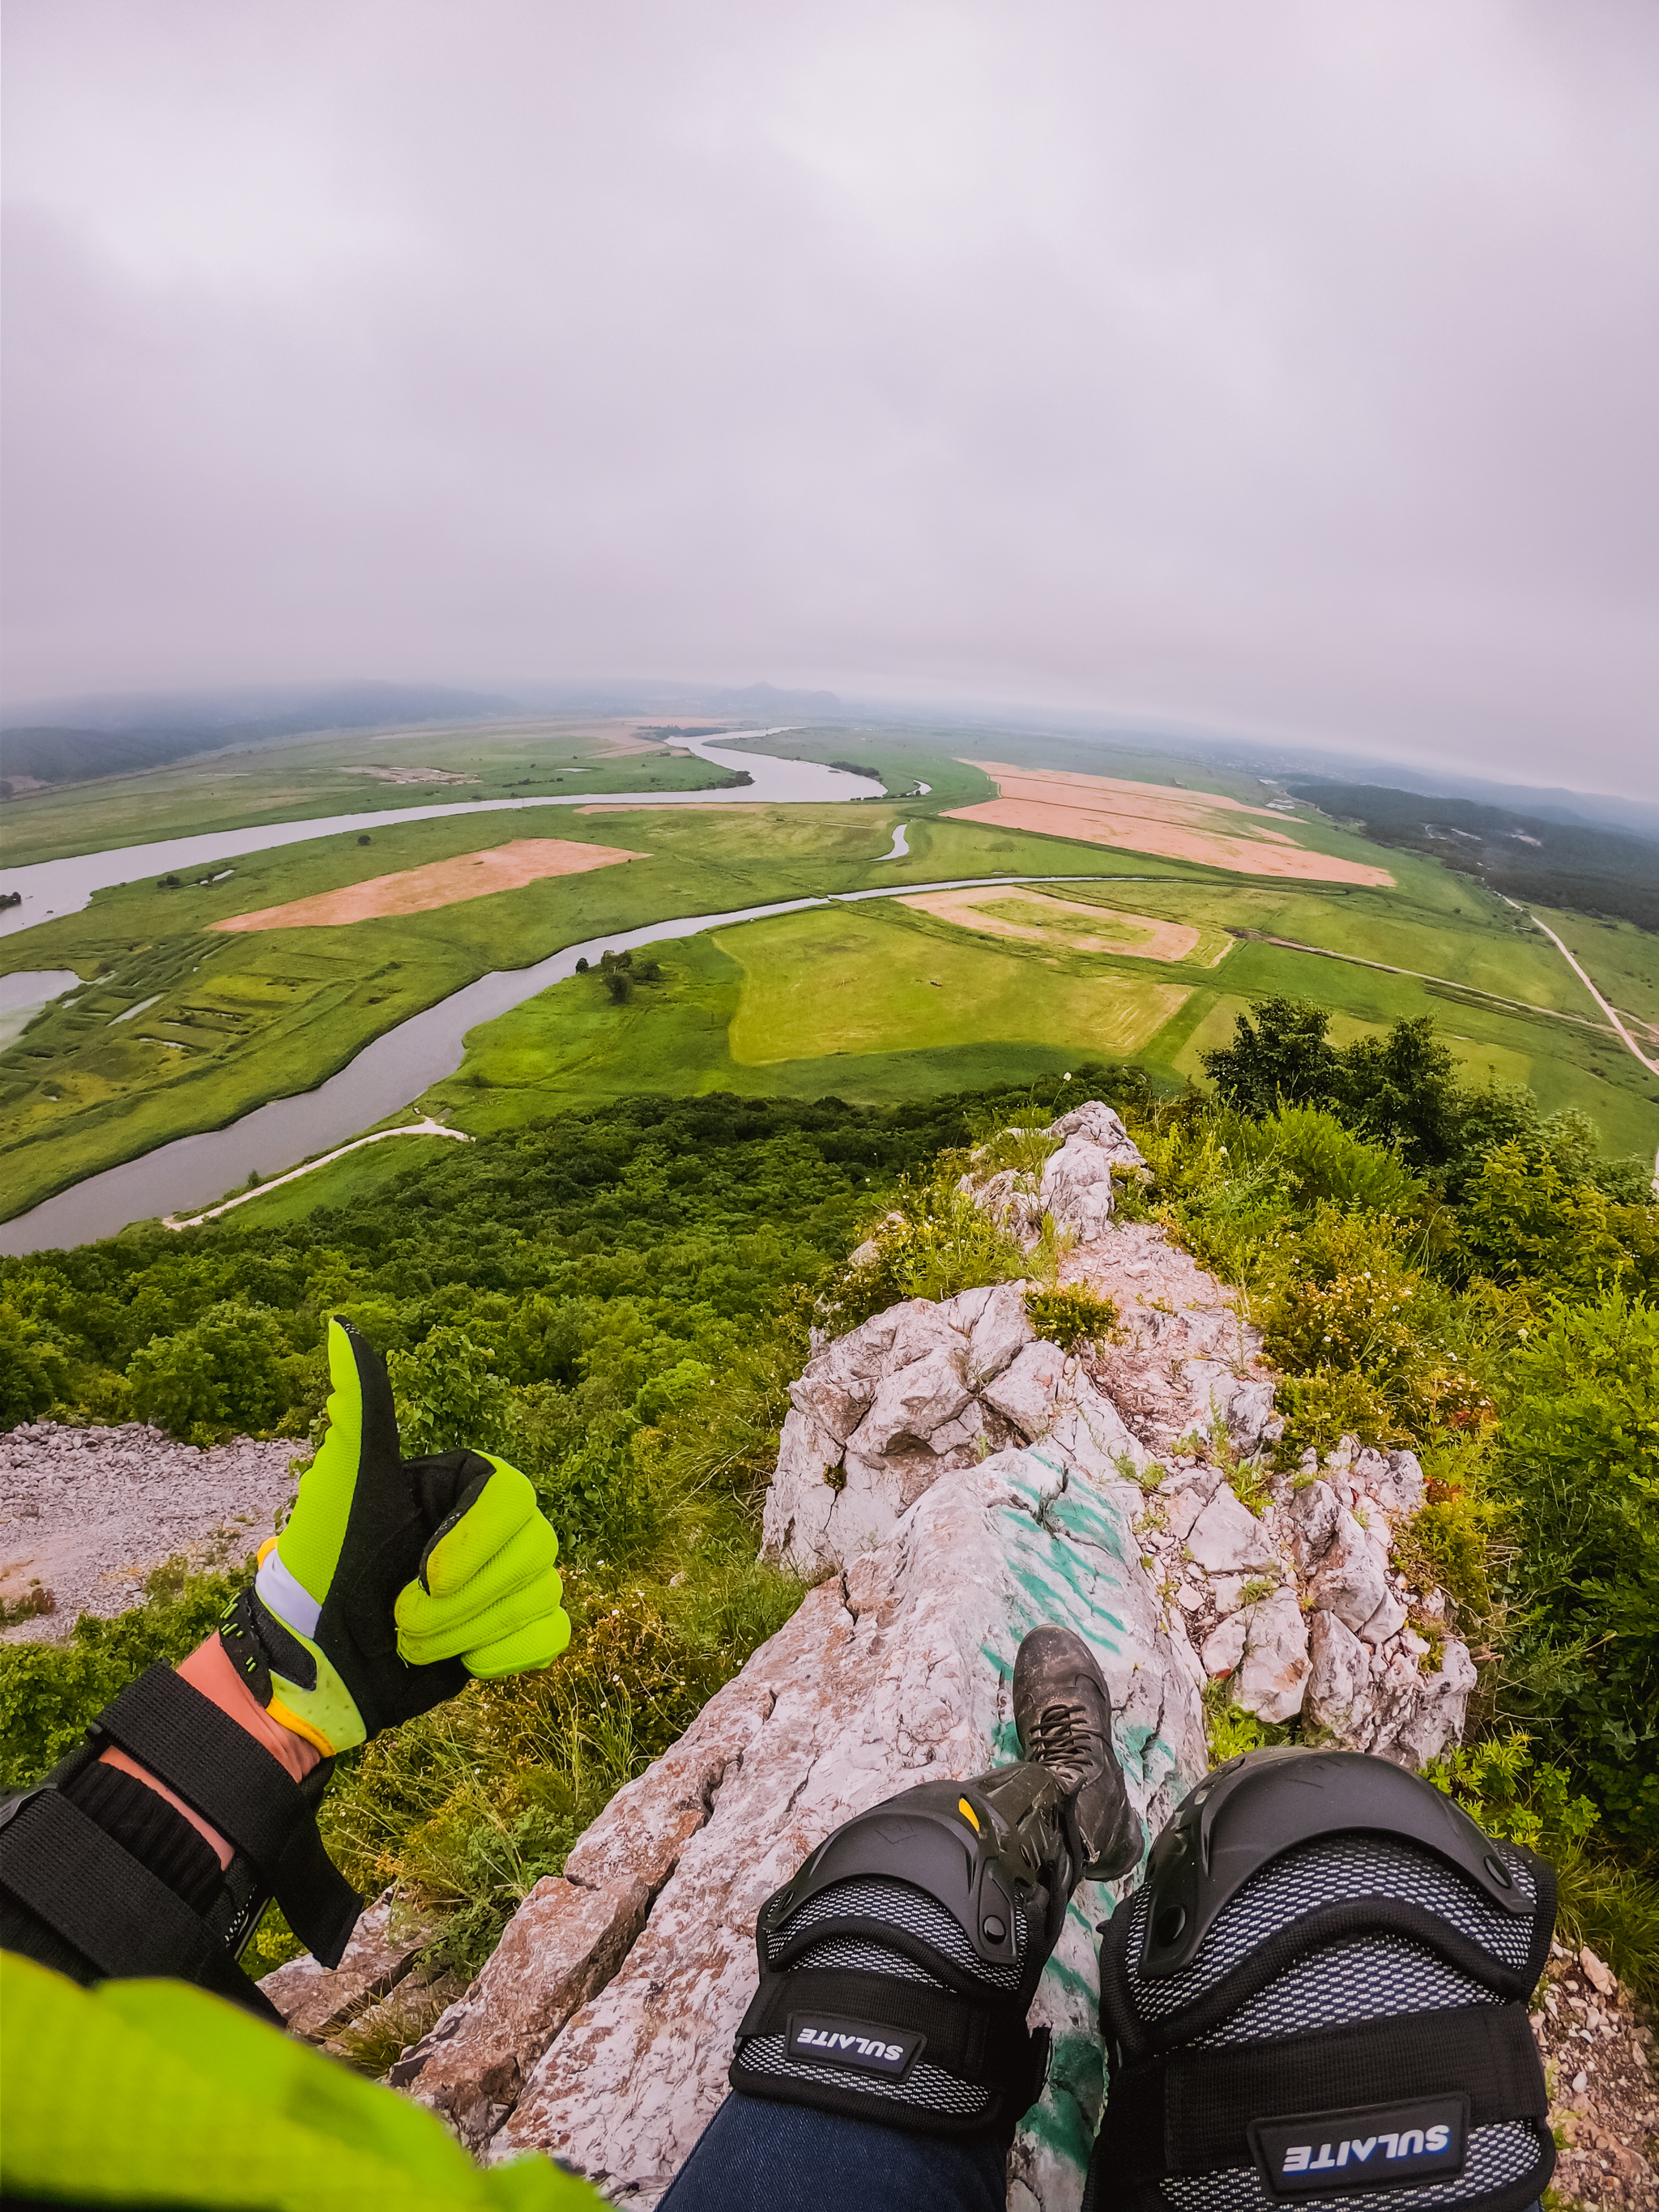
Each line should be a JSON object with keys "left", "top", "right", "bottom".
{"left": 1038, "top": 1137, "right": 1120, "bottom": 1242}
{"left": 981, "top": 1339, "right": 1070, "bottom": 1439}
{"left": 1045, "top": 1102, "right": 1147, "bottom": 1168}
{"left": 1186, "top": 1485, "right": 1278, "bottom": 1575}
{"left": 1306, "top": 1609, "right": 1372, "bottom": 1741}
{"left": 763, "top": 1296, "right": 1016, "bottom": 1573}
{"left": 1201, "top": 1613, "right": 1248, "bottom": 1677}
{"left": 1158, "top": 1465, "right": 1224, "bottom": 1543}
{"left": 1385, "top": 1639, "right": 1479, "bottom": 1768}
{"left": 1358, "top": 1587, "right": 1410, "bottom": 1647}
{"left": 489, "top": 1447, "right": 1205, "bottom": 2209}
{"left": 1306, "top": 1509, "right": 1390, "bottom": 1635}
{"left": 1233, "top": 1588, "right": 1311, "bottom": 1724}
{"left": 1362, "top": 1448, "right": 1427, "bottom": 1522}
{"left": 1290, "top": 1478, "right": 1341, "bottom": 1571}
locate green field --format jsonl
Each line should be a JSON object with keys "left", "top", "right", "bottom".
{"left": 0, "top": 714, "right": 757, "bottom": 869}
{"left": 415, "top": 863, "right": 1659, "bottom": 1163}
{"left": 6, "top": 727, "right": 1657, "bottom": 1224}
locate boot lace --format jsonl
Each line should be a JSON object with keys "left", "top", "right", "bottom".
{"left": 1028, "top": 1699, "right": 1103, "bottom": 1786}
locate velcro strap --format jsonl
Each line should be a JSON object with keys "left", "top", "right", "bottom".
{"left": 739, "top": 1965, "right": 1038, "bottom": 2091}
{"left": 92, "top": 1663, "right": 360, "bottom": 1967}
{"left": 1098, "top": 2005, "right": 1548, "bottom": 2179}
{"left": 0, "top": 1789, "right": 281, "bottom": 2022}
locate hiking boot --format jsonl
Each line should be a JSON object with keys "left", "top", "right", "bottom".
{"left": 1013, "top": 1626, "right": 1142, "bottom": 1880}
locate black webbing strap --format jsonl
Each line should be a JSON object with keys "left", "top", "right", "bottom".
{"left": 738, "top": 1964, "right": 1043, "bottom": 2094}
{"left": 92, "top": 1663, "right": 360, "bottom": 1966}
{"left": 1098, "top": 2004, "right": 1547, "bottom": 2179}
{"left": 0, "top": 1788, "right": 281, "bottom": 2022}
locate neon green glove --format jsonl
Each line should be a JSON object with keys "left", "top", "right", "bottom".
{"left": 223, "top": 1318, "right": 570, "bottom": 1756}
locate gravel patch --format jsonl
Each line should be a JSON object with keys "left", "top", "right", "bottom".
{"left": 0, "top": 1421, "right": 302, "bottom": 1643}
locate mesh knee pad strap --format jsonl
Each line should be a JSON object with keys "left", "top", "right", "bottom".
{"left": 1093, "top": 1752, "right": 1555, "bottom": 2212}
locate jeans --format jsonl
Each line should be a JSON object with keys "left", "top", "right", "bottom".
{"left": 659, "top": 2092, "right": 1008, "bottom": 2212}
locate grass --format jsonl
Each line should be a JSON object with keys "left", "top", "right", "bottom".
{"left": 6, "top": 744, "right": 1657, "bottom": 1223}
{"left": 719, "top": 902, "right": 1191, "bottom": 1064}
{"left": 1529, "top": 906, "right": 1659, "bottom": 1035}
{"left": 426, "top": 872, "right": 1659, "bottom": 1159}
{"left": 0, "top": 716, "right": 755, "bottom": 870}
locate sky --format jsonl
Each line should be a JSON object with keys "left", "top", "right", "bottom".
{"left": 3, "top": 2, "right": 1656, "bottom": 794}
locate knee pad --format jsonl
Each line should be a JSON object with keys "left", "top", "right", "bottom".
{"left": 729, "top": 1775, "right": 1060, "bottom": 2141}
{"left": 1091, "top": 1748, "right": 1555, "bottom": 2212}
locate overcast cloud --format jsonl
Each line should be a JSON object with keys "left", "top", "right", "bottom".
{"left": 3, "top": 2, "right": 1656, "bottom": 792}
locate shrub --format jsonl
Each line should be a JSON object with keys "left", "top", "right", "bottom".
{"left": 1226, "top": 1105, "right": 1422, "bottom": 1217}
{"left": 1201, "top": 996, "right": 1338, "bottom": 1118}
{"left": 386, "top": 1327, "right": 518, "bottom": 1458}
{"left": 126, "top": 1301, "right": 295, "bottom": 1437}
{"left": 1495, "top": 1290, "right": 1659, "bottom": 1841}
{"left": 840, "top": 1175, "right": 1026, "bottom": 1315}
{"left": 0, "top": 1301, "right": 71, "bottom": 1425}
{"left": 1023, "top": 1285, "right": 1120, "bottom": 1352}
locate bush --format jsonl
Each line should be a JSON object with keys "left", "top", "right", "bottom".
{"left": 0, "top": 1301, "right": 71, "bottom": 1425}
{"left": 386, "top": 1327, "right": 518, "bottom": 1459}
{"left": 1023, "top": 1285, "right": 1120, "bottom": 1352}
{"left": 1226, "top": 1105, "right": 1422, "bottom": 1218}
{"left": 1495, "top": 1290, "right": 1659, "bottom": 1841}
{"left": 126, "top": 1301, "right": 296, "bottom": 1437}
{"left": 839, "top": 1174, "right": 1026, "bottom": 1315}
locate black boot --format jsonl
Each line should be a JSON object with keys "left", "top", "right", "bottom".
{"left": 1012, "top": 1624, "right": 1142, "bottom": 1882}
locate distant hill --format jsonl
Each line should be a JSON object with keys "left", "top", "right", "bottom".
{"left": 0, "top": 682, "right": 517, "bottom": 794}
{"left": 1287, "top": 779, "right": 1659, "bottom": 931}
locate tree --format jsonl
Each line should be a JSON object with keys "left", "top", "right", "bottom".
{"left": 1335, "top": 1015, "right": 1461, "bottom": 1168}
{"left": 0, "top": 1304, "right": 70, "bottom": 1426}
{"left": 1201, "top": 997, "right": 1338, "bottom": 1117}
{"left": 127, "top": 1302, "right": 291, "bottom": 1434}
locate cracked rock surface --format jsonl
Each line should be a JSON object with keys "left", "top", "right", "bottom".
{"left": 0, "top": 1419, "right": 297, "bottom": 1641}
{"left": 454, "top": 1447, "right": 1202, "bottom": 2206}
{"left": 265, "top": 1103, "right": 1482, "bottom": 2209}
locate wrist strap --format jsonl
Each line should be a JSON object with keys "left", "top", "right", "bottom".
{"left": 0, "top": 1788, "right": 281, "bottom": 2021}
{"left": 90, "top": 1663, "right": 360, "bottom": 1967}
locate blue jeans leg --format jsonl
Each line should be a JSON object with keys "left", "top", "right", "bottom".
{"left": 659, "top": 2092, "right": 1008, "bottom": 2212}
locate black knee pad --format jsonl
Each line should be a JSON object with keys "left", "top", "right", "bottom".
{"left": 1090, "top": 1748, "right": 1555, "bottom": 2212}
{"left": 729, "top": 1776, "right": 1059, "bottom": 2141}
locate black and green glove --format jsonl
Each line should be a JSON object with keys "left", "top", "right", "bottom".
{"left": 224, "top": 1318, "right": 570, "bottom": 1757}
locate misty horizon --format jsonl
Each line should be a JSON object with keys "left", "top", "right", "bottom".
{"left": 4, "top": 4, "right": 1656, "bottom": 798}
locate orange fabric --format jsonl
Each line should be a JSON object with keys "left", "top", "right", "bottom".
{"left": 97, "top": 1637, "right": 319, "bottom": 1868}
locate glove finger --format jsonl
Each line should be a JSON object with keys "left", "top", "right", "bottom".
{"left": 400, "top": 1505, "right": 558, "bottom": 1639}
{"left": 395, "top": 1539, "right": 566, "bottom": 1663}
{"left": 278, "top": 1317, "right": 400, "bottom": 1610}
{"left": 394, "top": 1566, "right": 566, "bottom": 1663}
{"left": 463, "top": 1609, "right": 574, "bottom": 1678}
{"left": 416, "top": 1461, "right": 548, "bottom": 1599}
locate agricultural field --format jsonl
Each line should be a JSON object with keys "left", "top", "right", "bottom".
{"left": 420, "top": 832, "right": 1659, "bottom": 1163}
{"left": 0, "top": 714, "right": 755, "bottom": 870}
{"left": 4, "top": 727, "right": 1657, "bottom": 1228}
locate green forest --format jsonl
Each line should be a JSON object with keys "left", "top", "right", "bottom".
{"left": 2, "top": 1007, "right": 1656, "bottom": 2008}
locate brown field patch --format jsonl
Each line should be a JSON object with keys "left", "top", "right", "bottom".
{"left": 900, "top": 886, "right": 1221, "bottom": 963}
{"left": 947, "top": 764, "right": 1394, "bottom": 885}
{"left": 211, "top": 837, "right": 646, "bottom": 933}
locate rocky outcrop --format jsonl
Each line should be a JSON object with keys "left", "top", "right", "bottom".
{"left": 266, "top": 1102, "right": 1480, "bottom": 2209}
{"left": 393, "top": 1442, "right": 1203, "bottom": 2204}
{"left": 261, "top": 1889, "right": 434, "bottom": 2041}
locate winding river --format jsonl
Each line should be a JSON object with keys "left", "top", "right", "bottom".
{"left": 0, "top": 729, "right": 859, "bottom": 938}
{"left": 0, "top": 873, "right": 1141, "bottom": 1254}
